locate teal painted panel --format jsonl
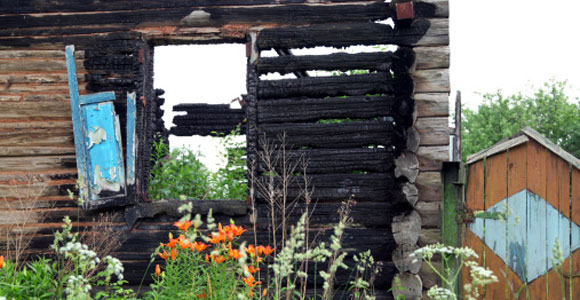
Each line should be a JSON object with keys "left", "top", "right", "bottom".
{"left": 82, "top": 102, "right": 125, "bottom": 200}
{"left": 527, "top": 192, "right": 547, "bottom": 282}
{"left": 471, "top": 189, "right": 580, "bottom": 283}
{"left": 484, "top": 203, "right": 507, "bottom": 264}
{"left": 66, "top": 45, "right": 89, "bottom": 196}
{"left": 507, "top": 190, "right": 527, "bottom": 282}
{"left": 126, "top": 92, "right": 136, "bottom": 185}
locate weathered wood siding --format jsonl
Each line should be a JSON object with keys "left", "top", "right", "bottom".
{"left": 0, "top": 1, "right": 449, "bottom": 298}
{"left": 464, "top": 139, "right": 580, "bottom": 299}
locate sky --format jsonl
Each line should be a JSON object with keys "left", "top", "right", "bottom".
{"left": 154, "top": 0, "right": 580, "bottom": 168}
{"left": 450, "top": 0, "right": 580, "bottom": 109}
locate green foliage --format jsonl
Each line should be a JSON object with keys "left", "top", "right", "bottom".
{"left": 148, "top": 124, "right": 247, "bottom": 201}
{"left": 411, "top": 243, "right": 498, "bottom": 300}
{"left": 0, "top": 216, "right": 135, "bottom": 300}
{"left": 462, "top": 80, "right": 580, "bottom": 161}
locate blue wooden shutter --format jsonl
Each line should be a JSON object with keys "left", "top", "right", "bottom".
{"left": 66, "top": 45, "right": 134, "bottom": 209}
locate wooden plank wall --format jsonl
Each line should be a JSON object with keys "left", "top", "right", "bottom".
{"left": 464, "top": 140, "right": 580, "bottom": 299}
{"left": 0, "top": 1, "right": 450, "bottom": 298}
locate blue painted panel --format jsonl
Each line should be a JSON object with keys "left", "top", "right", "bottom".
{"left": 126, "top": 92, "right": 136, "bottom": 185}
{"left": 572, "top": 221, "right": 580, "bottom": 251}
{"left": 507, "top": 190, "right": 528, "bottom": 282}
{"left": 80, "top": 92, "right": 116, "bottom": 105}
{"left": 484, "top": 203, "right": 507, "bottom": 265}
{"left": 527, "top": 191, "right": 547, "bottom": 282}
{"left": 547, "top": 201, "right": 569, "bottom": 271}
{"left": 82, "top": 102, "right": 124, "bottom": 200}
{"left": 66, "top": 45, "right": 89, "bottom": 194}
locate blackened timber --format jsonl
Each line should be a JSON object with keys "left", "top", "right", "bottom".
{"left": 256, "top": 20, "right": 431, "bottom": 50}
{"left": 255, "top": 173, "right": 400, "bottom": 202}
{"left": 258, "top": 73, "right": 413, "bottom": 99}
{"left": 258, "top": 120, "right": 403, "bottom": 149}
{"left": 0, "top": 0, "right": 387, "bottom": 14}
{"left": 258, "top": 148, "right": 396, "bottom": 174}
{"left": 170, "top": 125, "right": 246, "bottom": 136}
{"left": 257, "top": 95, "right": 411, "bottom": 123}
{"left": 173, "top": 103, "right": 244, "bottom": 113}
{"left": 0, "top": 3, "right": 393, "bottom": 30}
{"left": 257, "top": 50, "right": 416, "bottom": 75}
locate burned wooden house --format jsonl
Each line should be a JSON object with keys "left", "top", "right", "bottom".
{"left": 0, "top": 0, "right": 449, "bottom": 298}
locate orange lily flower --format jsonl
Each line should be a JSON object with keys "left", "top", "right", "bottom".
{"left": 245, "top": 245, "right": 257, "bottom": 257}
{"left": 229, "top": 249, "right": 242, "bottom": 260}
{"left": 174, "top": 220, "right": 192, "bottom": 232}
{"left": 158, "top": 251, "right": 169, "bottom": 260}
{"left": 207, "top": 232, "right": 225, "bottom": 244}
{"left": 192, "top": 241, "right": 208, "bottom": 252}
{"left": 0, "top": 256, "right": 4, "bottom": 269}
{"left": 155, "top": 264, "right": 161, "bottom": 277}
{"left": 224, "top": 224, "right": 246, "bottom": 237}
{"left": 170, "top": 248, "right": 177, "bottom": 261}
{"left": 259, "top": 245, "right": 275, "bottom": 256}
{"left": 165, "top": 238, "right": 178, "bottom": 249}
{"left": 245, "top": 265, "right": 259, "bottom": 274}
{"left": 179, "top": 238, "right": 191, "bottom": 250}
{"left": 205, "top": 253, "right": 210, "bottom": 262}
{"left": 211, "top": 255, "right": 225, "bottom": 263}
{"left": 243, "top": 275, "right": 262, "bottom": 297}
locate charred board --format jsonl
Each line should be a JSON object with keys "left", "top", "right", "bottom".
{"left": 258, "top": 72, "right": 413, "bottom": 99}
{"left": 257, "top": 95, "right": 413, "bottom": 124}
{"left": 257, "top": 49, "right": 416, "bottom": 75}
{"left": 258, "top": 120, "right": 403, "bottom": 150}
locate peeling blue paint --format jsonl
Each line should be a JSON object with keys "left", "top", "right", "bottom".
{"left": 469, "top": 189, "right": 580, "bottom": 283}
{"left": 126, "top": 92, "right": 136, "bottom": 185}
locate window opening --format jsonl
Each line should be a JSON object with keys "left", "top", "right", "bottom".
{"left": 152, "top": 44, "right": 248, "bottom": 201}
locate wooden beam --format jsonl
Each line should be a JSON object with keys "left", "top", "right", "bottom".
{"left": 258, "top": 73, "right": 413, "bottom": 99}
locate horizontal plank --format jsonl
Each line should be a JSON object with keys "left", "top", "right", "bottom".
{"left": 0, "top": 0, "right": 382, "bottom": 14}
{"left": 416, "top": 0, "right": 449, "bottom": 18}
{"left": 258, "top": 120, "right": 402, "bottom": 149}
{"left": 0, "top": 155, "right": 76, "bottom": 172}
{"left": 416, "top": 145, "right": 448, "bottom": 171}
{"left": 415, "top": 117, "right": 450, "bottom": 146}
{"left": 0, "top": 127, "right": 74, "bottom": 147}
{"left": 259, "top": 148, "right": 396, "bottom": 174}
{"left": 414, "top": 46, "right": 449, "bottom": 70}
{"left": 257, "top": 95, "right": 411, "bottom": 123}
{"left": 257, "top": 19, "right": 445, "bottom": 50}
{"left": 0, "top": 73, "right": 84, "bottom": 85}
{"left": 257, "top": 48, "right": 414, "bottom": 75}
{"left": 414, "top": 93, "right": 449, "bottom": 117}
{"left": 0, "top": 94, "right": 72, "bottom": 102}
{"left": 0, "top": 102, "right": 71, "bottom": 119}
{"left": 0, "top": 119, "right": 71, "bottom": 129}
{"left": 0, "top": 58, "right": 83, "bottom": 72}
{"left": 258, "top": 73, "right": 413, "bottom": 99}
{"left": 0, "top": 180, "right": 75, "bottom": 199}
{"left": 172, "top": 103, "right": 242, "bottom": 112}
{"left": 413, "top": 69, "right": 450, "bottom": 93}
{"left": 255, "top": 173, "right": 400, "bottom": 202}
{"left": 0, "top": 49, "right": 84, "bottom": 58}
{"left": 170, "top": 124, "right": 246, "bottom": 136}
{"left": 0, "top": 83, "right": 75, "bottom": 94}
{"left": 0, "top": 2, "right": 393, "bottom": 30}
{"left": 0, "top": 145, "right": 75, "bottom": 157}
{"left": 415, "top": 171, "right": 443, "bottom": 202}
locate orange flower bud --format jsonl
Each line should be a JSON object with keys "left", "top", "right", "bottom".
{"left": 155, "top": 264, "right": 161, "bottom": 277}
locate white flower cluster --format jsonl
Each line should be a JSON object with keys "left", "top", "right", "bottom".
{"left": 65, "top": 274, "right": 91, "bottom": 295}
{"left": 59, "top": 242, "right": 98, "bottom": 260}
{"left": 104, "top": 255, "right": 125, "bottom": 282}
{"left": 411, "top": 243, "right": 478, "bottom": 263}
{"left": 427, "top": 286, "right": 456, "bottom": 300}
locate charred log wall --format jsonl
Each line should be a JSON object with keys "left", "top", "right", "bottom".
{"left": 0, "top": 0, "right": 449, "bottom": 298}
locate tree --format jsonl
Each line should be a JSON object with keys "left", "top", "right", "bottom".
{"left": 461, "top": 80, "right": 580, "bottom": 161}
